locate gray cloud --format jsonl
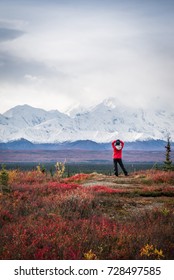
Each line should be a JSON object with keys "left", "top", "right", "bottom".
{"left": 0, "top": 0, "right": 174, "bottom": 113}
{"left": 0, "top": 51, "right": 68, "bottom": 83}
{"left": 0, "top": 27, "right": 25, "bottom": 42}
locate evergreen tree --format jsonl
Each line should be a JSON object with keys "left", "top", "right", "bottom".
{"left": 164, "top": 136, "right": 173, "bottom": 170}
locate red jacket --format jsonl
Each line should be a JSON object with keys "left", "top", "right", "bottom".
{"left": 112, "top": 140, "right": 124, "bottom": 159}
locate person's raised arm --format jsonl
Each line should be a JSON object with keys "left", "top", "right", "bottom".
{"left": 112, "top": 140, "right": 116, "bottom": 148}
{"left": 120, "top": 140, "right": 124, "bottom": 148}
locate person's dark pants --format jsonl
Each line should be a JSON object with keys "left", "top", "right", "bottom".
{"left": 113, "top": 158, "right": 128, "bottom": 176}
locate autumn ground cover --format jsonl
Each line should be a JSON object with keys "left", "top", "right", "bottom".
{"left": 0, "top": 168, "right": 174, "bottom": 260}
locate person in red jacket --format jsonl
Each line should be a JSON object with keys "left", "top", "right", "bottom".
{"left": 112, "top": 139, "right": 128, "bottom": 176}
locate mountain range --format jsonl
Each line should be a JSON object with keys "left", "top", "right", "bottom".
{"left": 0, "top": 98, "right": 173, "bottom": 145}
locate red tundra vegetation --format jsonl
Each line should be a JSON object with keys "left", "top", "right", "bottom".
{"left": 0, "top": 168, "right": 174, "bottom": 259}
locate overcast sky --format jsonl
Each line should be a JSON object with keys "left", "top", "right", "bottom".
{"left": 0, "top": 0, "right": 174, "bottom": 113}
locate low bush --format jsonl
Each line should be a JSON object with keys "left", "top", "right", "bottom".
{"left": 0, "top": 169, "right": 174, "bottom": 259}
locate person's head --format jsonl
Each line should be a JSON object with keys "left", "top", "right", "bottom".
{"left": 116, "top": 139, "right": 120, "bottom": 145}
{"left": 115, "top": 139, "right": 122, "bottom": 150}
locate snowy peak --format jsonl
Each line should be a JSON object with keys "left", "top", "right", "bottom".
{"left": 3, "top": 104, "right": 70, "bottom": 128}
{"left": 4, "top": 104, "right": 49, "bottom": 127}
{"left": 102, "top": 97, "right": 122, "bottom": 109}
{"left": 65, "top": 103, "right": 92, "bottom": 117}
{"left": 0, "top": 100, "right": 173, "bottom": 143}
{"left": 66, "top": 97, "right": 122, "bottom": 117}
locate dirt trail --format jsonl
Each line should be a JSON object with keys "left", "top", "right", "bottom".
{"left": 82, "top": 173, "right": 144, "bottom": 189}
{"left": 80, "top": 172, "right": 174, "bottom": 220}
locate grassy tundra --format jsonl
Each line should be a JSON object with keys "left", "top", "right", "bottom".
{"left": 0, "top": 167, "right": 174, "bottom": 260}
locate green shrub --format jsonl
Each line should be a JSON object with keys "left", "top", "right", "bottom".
{"left": 0, "top": 165, "right": 11, "bottom": 193}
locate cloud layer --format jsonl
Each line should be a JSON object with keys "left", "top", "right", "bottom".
{"left": 0, "top": 0, "right": 174, "bottom": 113}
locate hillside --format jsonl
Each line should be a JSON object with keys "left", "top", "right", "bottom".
{"left": 0, "top": 139, "right": 172, "bottom": 151}
{"left": 0, "top": 168, "right": 174, "bottom": 259}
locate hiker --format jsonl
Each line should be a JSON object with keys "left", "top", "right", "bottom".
{"left": 112, "top": 139, "right": 128, "bottom": 176}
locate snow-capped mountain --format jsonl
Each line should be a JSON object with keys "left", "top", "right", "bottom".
{"left": 65, "top": 103, "right": 91, "bottom": 117}
{"left": 0, "top": 99, "right": 173, "bottom": 143}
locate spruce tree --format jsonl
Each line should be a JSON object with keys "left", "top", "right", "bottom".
{"left": 164, "top": 136, "right": 172, "bottom": 171}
